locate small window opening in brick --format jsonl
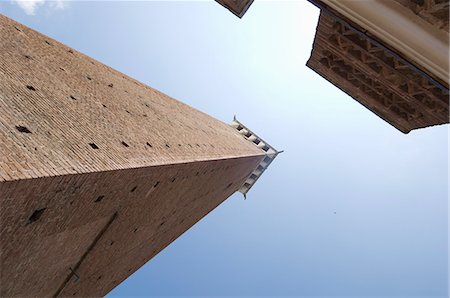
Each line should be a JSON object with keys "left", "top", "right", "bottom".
{"left": 110, "top": 241, "right": 114, "bottom": 246}
{"left": 70, "top": 95, "right": 77, "bottom": 101}
{"left": 146, "top": 142, "right": 152, "bottom": 148}
{"left": 145, "top": 103, "right": 150, "bottom": 108}
{"left": 59, "top": 67, "right": 65, "bottom": 71}
{"left": 263, "top": 156, "right": 271, "bottom": 163}
{"left": 45, "top": 40, "right": 51, "bottom": 45}
{"left": 126, "top": 110, "right": 131, "bottom": 114}
{"left": 130, "top": 186, "right": 137, "bottom": 192}
{"left": 262, "top": 145, "right": 270, "bottom": 152}
{"left": 253, "top": 139, "right": 261, "bottom": 145}
{"left": 171, "top": 178, "right": 176, "bottom": 183}
{"left": 26, "top": 85, "right": 36, "bottom": 91}
{"left": 86, "top": 76, "right": 92, "bottom": 81}
{"left": 143, "top": 114, "right": 147, "bottom": 117}
{"left": 134, "top": 228, "right": 138, "bottom": 233}
{"left": 14, "top": 26, "right": 22, "bottom": 32}
{"left": 159, "top": 221, "right": 165, "bottom": 227}
{"left": 97, "top": 276, "right": 102, "bottom": 280}
{"left": 24, "top": 55, "right": 31, "bottom": 59}
{"left": 245, "top": 132, "right": 252, "bottom": 138}
{"left": 108, "top": 83, "right": 114, "bottom": 88}
{"left": 95, "top": 195, "right": 104, "bottom": 203}
{"left": 28, "top": 208, "right": 46, "bottom": 224}
{"left": 250, "top": 174, "right": 258, "bottom": 180}
{"left": 121, "top": 141, "right": 129, "bottom": 148}
{"left": 226, "top": 183, "right": 233, "bottom": 189}
{"left": 178, "top": 144, "right": 182, "bottom": 147}
{"left": 16, "top": 125, "right": 31, "bottom": 133}
{"left": 237, "top": 125, "right": 243, "bottom": 131}
{"left": 195, "top": 172, "right": 199, "bottom": 176}
{"left": 68, "top": 49, "right": 74, "bottom": 54}
{"left": 102, "top": 104, "right": 107, "bottom": 108}
{"left": 154, "top": 181, "right": 160, "bottom": 188}
{"left": 165, "top": 144, "right": 170, "bottom": 148}
{"left": 257, "top": 165, "right": 264, "bottom": 172}
{"left": 244, "top": 183, "right": 251, "bottom": 188}
{"left": 89, "top": 143, "right": 99, "bottom": 149}
{"left": 196, "top": 144, "right": 200, "bottom": 147}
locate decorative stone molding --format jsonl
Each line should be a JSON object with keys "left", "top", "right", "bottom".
{"left": 230, "top": 117, "right": 281, "bottom": 197}
{"left": 307, "top": 10, "right": 449, "bottom": 133}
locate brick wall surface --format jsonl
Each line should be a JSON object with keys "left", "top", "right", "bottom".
{"left": 0, "top": 14, "right": 266, "bottom": 296}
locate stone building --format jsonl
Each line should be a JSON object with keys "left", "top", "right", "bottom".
{"left": 216, "top": 0, "right": 449, "bottom": 133}
{"left": 0, "top": 15, "right": 278, "bottom": 297}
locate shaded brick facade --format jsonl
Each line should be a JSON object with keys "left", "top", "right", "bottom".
{"left": 0, "top": 14, "right": 272, "bottom": 296}
{"left": 307, "top": 12, "right": 449, "bottom": 133}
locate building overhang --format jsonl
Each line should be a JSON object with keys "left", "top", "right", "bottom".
{"left": 308, "top": 0, "right": 449, "bottom": 88}
{"left": 215, "top": 0, "right": 254, "bottom": 18}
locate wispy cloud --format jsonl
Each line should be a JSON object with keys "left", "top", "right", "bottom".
{"left": 12, "top": 0, "right": 68, "bottom": 15}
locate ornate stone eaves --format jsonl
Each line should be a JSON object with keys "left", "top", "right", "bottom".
{"left": 307, "top": 11, "right": 449, "bottom": 133}
{"left": 230, "top": 117, "right": 281, "bottom": 197}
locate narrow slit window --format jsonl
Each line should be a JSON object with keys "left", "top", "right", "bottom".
{"left": 16, "top": 125, "right": 31, "bottom": 133}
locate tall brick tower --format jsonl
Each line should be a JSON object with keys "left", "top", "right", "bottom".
{"left": 0, "top": 15, "right": 279, "bottom": 297}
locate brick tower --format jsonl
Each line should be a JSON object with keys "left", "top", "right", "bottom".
{"left": 0, "top": 15, "right": 279, "bottom": 297}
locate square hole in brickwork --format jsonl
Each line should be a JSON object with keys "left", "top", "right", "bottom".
{"left": 89, "top": 143, "right": 99, "bottom": 149}
{"left": 16, "top": 125, "right": 31, "bottom": 133}
{"left": 26, "top": 85, "right": 36, "bottom": 91}
{"left": 263, "top": 156, "right": 272, "bottom": 163}
{"left": 28, "top": 208, "right": 46, "bottom": 224}
{"left": 130, "top": 186, "right": 137, "bottom": 192}
{"left": 70, "top": 95, "right": 77, "bottom": 101}
{"left": 95, "top": 195, "right": 104, "bottom": 203}
{"left": 121, "top": 141, "right": 129, "bottom": 148}
{"left": 146, "top": 142, "right": 152, "bottom": 148}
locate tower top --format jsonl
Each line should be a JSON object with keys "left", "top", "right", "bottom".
{"left": 230, "top": 117, "right": 281, "bottom": 197}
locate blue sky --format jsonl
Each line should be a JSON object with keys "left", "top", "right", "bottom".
{"left": 1, "top": 1, "right": 448, "bottom": 297}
